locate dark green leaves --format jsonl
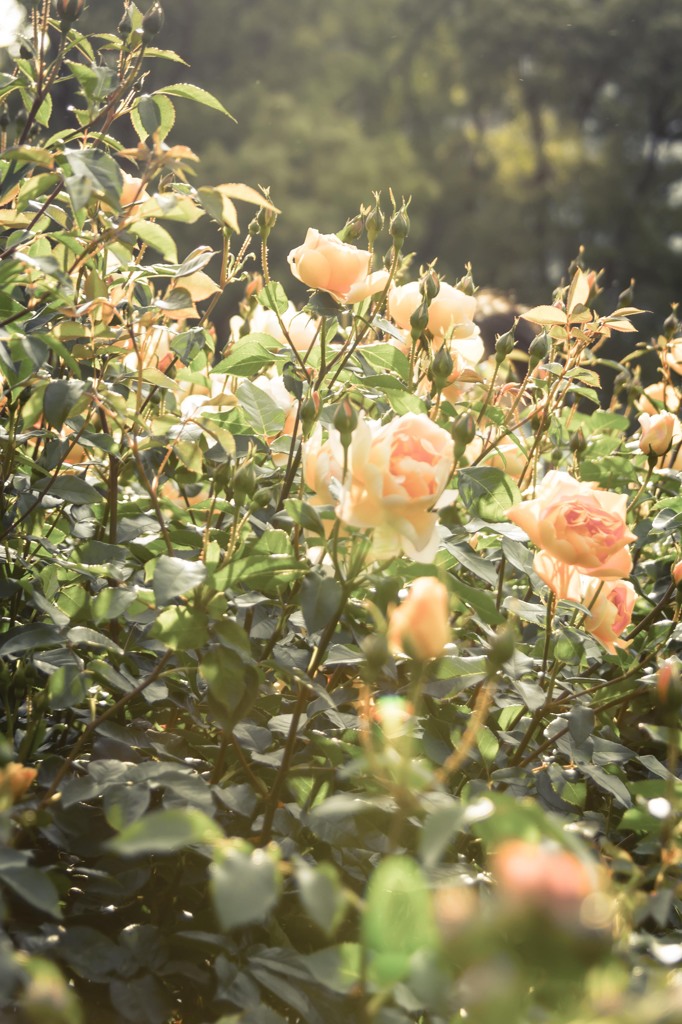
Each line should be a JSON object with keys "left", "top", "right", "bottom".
{"left": 458, "top": 466, "right": 521, "bottom": 522}
{"left": 210, "top": 845, "right": 282, "bottom": 931}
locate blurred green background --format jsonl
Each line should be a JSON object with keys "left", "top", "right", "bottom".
{"left": 26, "top": 0, "right": 682, "bottom": 320}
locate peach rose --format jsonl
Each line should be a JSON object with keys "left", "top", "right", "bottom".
{"left": 387, "top": 576, "right": 451, "bottom": 660}
{"left": 0, "top": 763, "right": 37, "bottom": 803}
{"left": 636, "top": 381, "right": 681, "bottom": 415}
{"left": 493, "top": 840, "right": 596, "bottom": 917}
{"left": 638, "top": 412, "right": 676, "bottom": 456}
{"left": 507, "top": 471, "right": 635, "bottom": 578}
{"left": 336, "top": 413, "right": 455, "bottom": 561}
{"left": 673, "top": 560, "right": 682, "bottom": 586}
{"left": 302, "top": 423, "right": 346, "bottom": 507}
{"left": 288, "top": 228, "right": 389, "bottom": 304}
{"left": 388, "top": 280, "right": 477, "bottom": 339}
{"left": 582, "top": 577, "right": 635, "bottom": 655}
{"left": 533, "top": 552, "right": 634, "bottom": 654}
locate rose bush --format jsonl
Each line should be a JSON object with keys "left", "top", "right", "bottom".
{"left": 2, "top": 7, "right": 682, "bottom": 1024}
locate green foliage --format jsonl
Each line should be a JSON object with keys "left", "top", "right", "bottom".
{"left": 0, "top": 4, "right": 681, "bottom": 1024}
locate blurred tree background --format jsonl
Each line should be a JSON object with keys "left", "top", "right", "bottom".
{"left": 27, "top": 0, "right": 682, "bottom": 321}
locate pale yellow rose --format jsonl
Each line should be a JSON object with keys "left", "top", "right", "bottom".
{"left": 337, "top": 412, "right": 455, "bottom": 561}
{"left": 241, "top": 302, "right": 321, "bottom": 354}
{"left": 582, "top": 577, "right": 635, "bottom": 655}
{"left": 387, "top": 576, "right": 451, "bottom": 660}
{"left": 388, "top": 280, "right": 477, "bottom": 338}
{"left": 533, "top": 552, "right": 634, "bottom": 655}
{"left": 288, "top": 228, "right": 389, "bottom": 304}
{"left": 638, "top": 411, "right": 676, "bottom": 456}
{"left": 507, "top": 471, "right": 635, "bottom": 579}
{"left": 636, "top": 381, "right": 681, "bottom": 415}
{"left": 302, "top": 423, "right": 345, "bottom": 507}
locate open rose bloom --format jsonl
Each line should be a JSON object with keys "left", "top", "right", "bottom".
{"left": 304, "top": 412, "right": 454, "bottom": 561}
{"left": 288, "top": 228, "right": 389, "bottom": 304}
{"left": 534, "top": 552, "right": 636, "bottom": 653}
{"left": 508, "top": 471, "right": 635, "bottom": 579}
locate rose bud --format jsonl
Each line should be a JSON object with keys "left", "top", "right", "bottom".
{"left": 638, "top": 411, "right": 676, "bottom": 457}
{"left": 387, "top": 576, "right": 451, "bottom": 661}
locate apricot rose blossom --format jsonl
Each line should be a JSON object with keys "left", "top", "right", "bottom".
{"left": 387, "top": 576, "right": 451, "bottom": 660}
{"left": 303, "top": 412, "right": 455, "bottom": 561}
{"left": 507, "top": 471, "right": 635, "bottom": 579}
{"left": 288, "top": 229, "right": 389, "bottom": 305}
{"left": 534, "top": 552, "right": 635, "bottom": 654}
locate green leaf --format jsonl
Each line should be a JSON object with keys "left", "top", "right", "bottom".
{"left": 258, "top": 280, "right": 289, "bottom": 315}
{"left": 215, "top": 334, "right": 281, "bottom": 376}
{"left": 158, "top": 83, "right": 236, "bottom": 121}
{"left": 106, "top": 808, "right": 221, "bottom": 857}
{"left": 64, "top": 148, "right": 123, "bottom": 203}
{"left": 300, "top": 573, "right": 343, "bottom": 634}
{"left": 131, "top": 93, "right": 176, "bottom": 143}
{"left": 360, "top": 343, "right": 410, "bottom": 380}
{"left": 283, "top": 498, "right": 325, "bottom": 536}
{"left": 210, "top": 846, "right": 281, "bottom": 931}
{"left": 155, "top": 286, "right": 192, "bottom": 311}
{"left": 170, "top": 327, "right": 212, "bottom": 364}
{"left": 449, "top": 576, "right": 504, "bottom": 625}
{"left": 104, "top": 784, "right": 151, "bottom": 832}
{"left": 1, "top": 866, "right": 62, "bottom": 918}
{"left": 47, "top": 476, "right": 103, "bottom": 505}
{"left": 236, "top": 380, "right": 286, "bottom": 436}
{"left": 43, "top": 379, "right": 86, "bottom": 429}
{"left": 458, "top": 466, "right": 521, "bottom": 522}
{"left": 418, "top": 803, "right": 464, "bottom": 870}
{"left": 295, "top": 860, "right": 346, "bottom": 937}
{"left": 362, "top": 856, "right": 439, "bottom": 987}
{"left": 128, "top": 220, "right": 178, "bottom": 262}
{"left": 151, "top": 606, "right": 209, "bottom": 650}
{"left": 152, "top": 555, "right": 206, "bottom": 605}
{"left": 109, "top": 975, "right": 172, "bottom": 1024}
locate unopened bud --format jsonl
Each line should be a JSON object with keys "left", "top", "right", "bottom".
{"left": 141, "top": 2, "right": 164, "bottom": 44}
{"left": 528, "top": 330, "right": 550, "bottom": 368}
{"left": 569, "top": 428, "right": 587, "bottom": 455}
{"left": 487, "top": 623, "right": 516, "bottom": 670}
{"left": 429, "top": 345, "right": 454, "bottom": 389}
{"left": 55, "top": 0, "right": 84, "bottom": 23}
{"left": 658, "top": 659, "right": 682, "bottom": 713}
{"left": 550, "top": 448, "right": 562, "bottom": 465}
{"left": 389, "top": 200, "right": 410, "bottom": 249}
{"left": 338, "top": 213, "right": 364, "bottom": 244}
{"left": 252, "top": 487, "right": 272, "bottom": 509}
{"left": 365, "top": 198, "right": 384, "bottom": 246}
{"left": 256, "top": 203, "right": 278, "bottom": 239}
{"left": 333, "top": 399, "right": 358, "bottom": 445}
{"left": 673, "top": 560, "right": 682, "bottom": 588}
{"left": 410, "top": 298, "right": 430, "bottom": 339}
{"left": 618, "top": 279, "right": 635, "bottom": 307}
{"left": 453, "top": 412, "right": 476, "bottom": 450}
{"left": 300, "top": 392, "right": 320, "bottom": 435}
{"left": 663, "top": 307, "right": 679, "bottom": 340}
{"left": 233, "top": 462, "right": 257, "bottom": 502}
{"left": 495, "top": 326, "right": 516, "bottom": 364}
{"left": 118, "top": 7, "right": 133, "bottom": 36}
{"left": 456, "top": 269, "right": 475, "bottom": 296}
{"left": 362, "top": 634, "right": 390, "bottom": 674}
{"left": 420, "top": 266, "right": 440, "bottom": 301}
